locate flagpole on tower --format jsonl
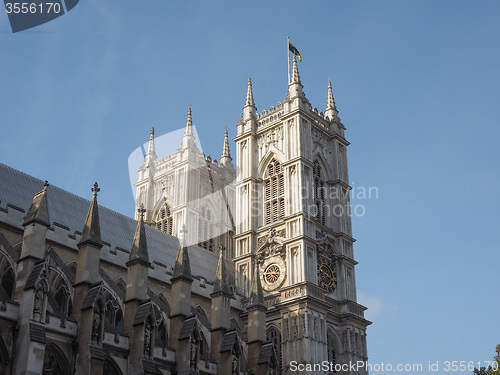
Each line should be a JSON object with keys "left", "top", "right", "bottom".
{"left": 287, "top": 36, "right": 290, "bottom": 85}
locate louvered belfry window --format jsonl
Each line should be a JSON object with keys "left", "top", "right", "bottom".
{"left": 198, "top": 206, "right": 214, "bottom": 251}
{"left": 314, "top": 161, "right": 326, "bottom": 225}
{"left": 156, "top": 204, "right": 173, "bottom": 235}
{"left": 264, "top": 159, "right": 285, "bottom": 225}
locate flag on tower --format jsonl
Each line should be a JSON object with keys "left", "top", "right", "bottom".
{"left": 288, "top": 41, "right": 302, "bottom": 61}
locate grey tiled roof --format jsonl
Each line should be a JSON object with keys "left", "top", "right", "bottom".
{"left": 257, "top": 342, "right": 276, "bottom": 365}
{"left": 219, "top": 330, "right": 238, "bottom": 353}
{"left": 178, "top": 316, "right": 197, "bottom": 340}
{"left": 133, "top": 302, "right": 152, "bottom": 325}
{"left": 81, "top": 284, "right": 103, "bottom": 310}
{"left": 25, "top": 261, "right": 44, "bottom": 290}
{"left": 0, "top": 163, "right": 228, "bottom": 284}
{"left": 0, "top": 231, "right": 19, "bottom": 262}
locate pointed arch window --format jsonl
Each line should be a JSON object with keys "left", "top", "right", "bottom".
{"left": 42, "top": 343, "right": 71, "bottom": 375}
{"left": 264, "top": 159, "right": 285, "bottom": 225}
{"left": 156, "top": 204, "right": 173, "bottom": 235}
{"left": 198, "top": 205, "right": 214, "bottom": 251}
{"left": 327, "top": 331, "right": 337, "bottom": 373}
{"left": 1, "top": 267, "right": 14, "bottom": 299}
{"left": 313, "top": 161, "right": 326, "bottom": 225}
{"left": 267, "top": 326, "right": 282, "bottom": 374}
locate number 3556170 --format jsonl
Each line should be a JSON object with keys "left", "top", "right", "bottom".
{"left": 5, "top": 3, "right": 62, "bottom": 14}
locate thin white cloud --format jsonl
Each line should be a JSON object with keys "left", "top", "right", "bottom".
{"left": 358, "top": 291, "right": 397, "bottom": 322}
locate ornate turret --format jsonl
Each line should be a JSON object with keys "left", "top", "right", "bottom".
{"left": 127, "top": 205, "right": 150, "bottom": 267}
{"left": 78, "top": 182, "right": 102, "bottom": 249}
{"left": 210, "top": 245, "right": 232, "bottom": 360}
{"left": 325, "top": 78, "right": 339, "bottom": 121}
{"left": 248, "top": 259, "right": 265, "bottom": 310}
{"left": 23, "top": 180, "right": 50, "bottom": 228}
{"left": 75, "top": 182, "right": 103, "bottom": 286}
{"left": 220, "top": 128, "right": 232, "bottom": 166}
{"left": 247, "top": 258, "right": 267, "bottom": 371}
{"left": 213, "top": 245, "right": 231, "bottom": 296}
{"left": 171, "top": 226, "right": 193, "bottom": 283}
{"left": 243, "top": 76, "right": 256, "bottom": 121}
{"left": 145, "top": 126, "right": 157, "bottom": 165}
{"left": 288, "top": 55, "right": 303, "bottom": 99}
{"left": 182, "top": 105, "right": 196, "bottom": 149}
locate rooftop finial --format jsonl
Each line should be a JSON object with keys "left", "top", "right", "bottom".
{"left": 185, "top": 105, "right": 193, "bottom": 135}
{"left": 220, "top": 128, "right": 232, "bottom": 165}
{"left": 127, "top": 203, "right": 150, "bottom": 266}
{"left": 78, "top": 181, "right": 102, "bottom": 249}
{"left": 150, "top": 126, "right": 155, "bottom": 138}
{"left": 245, "top": 76, "right": 255, "bottom": 107}
{"left": 290, "top": 54, "right": 301, "bottom": 84}
{"left": 325, "top": 78, "right": 339, "bottom": 121}
{"left": 91, "top": 182, "right": 100, "bottom": 197}
{"left": 43, "top": 180, "right": 49, "bottom": 190}
{"left": 138, "top": 203, "right": 146, "bottom": 221}
{"left": 212, "top": 244, "right": 231, "bottom": 296}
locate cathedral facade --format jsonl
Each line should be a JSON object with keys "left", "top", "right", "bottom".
{"left": 0, "top": 57, "right": 370, "bottom": 375}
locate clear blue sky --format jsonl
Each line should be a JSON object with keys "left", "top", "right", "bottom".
{"left": 1, "top": 1, "right": 499, "bottom": 373}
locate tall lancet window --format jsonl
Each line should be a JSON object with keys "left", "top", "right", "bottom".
{"left": 156, "top": 204, "right": 173, "bottom": 235}
{"left": 313, "top": 161, "right": 326, "bottom": 225}
{"left": 327, "top": 330, "right": 337, "bottom": 373}
{"left": 264, "top": 159, "right": 285, "bottom": 225}
{"left": 198, "top": 206, "right": 214, "bottom": 251}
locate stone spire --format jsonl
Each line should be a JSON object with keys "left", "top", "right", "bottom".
{"left": 290, "top": 55, "right": 301, "bottom": 85}
{"left": 185, "top": 105, "right": 193, "bottom": 135}
{"left": 243, "top": 76, "right": 256, "bottom": 121}
{"left": 78, "top": 182, "right": 102, "bottom": 249}
{"left": 245, "top": 76, "right": 255, "bottom": 107}
{"left": 182, "top": 105, "right": 196, "bottom": 149}
{"left": 147, "top": 126, "right": 156, "bottom": 156}
{"left": 171, "top": 225, "right": 193, "bottom": 282}
{"left": 325, "top": 78, "right": 339, "bottom": 121}
{"left": 288, "top": 55, "right": 303, "bottom": 100}
{"left": 220, "top": 128, "right": 232, "bottom": 165}
{"left": 213, "top": 245, "right": 231, "bottom": 296}
{"left": 23, "top": 181, "right": 50, "bottom": 227}
{"left": 127, "top": 204, "right": 150, "bottom": 266}
{"left": 248, "top": 259, "right": 265, "bottom": 309}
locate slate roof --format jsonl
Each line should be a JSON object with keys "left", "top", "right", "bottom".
{"left": 24, "top": 261, "right": 45, "bottom": 290}
{"left": 220, "top": 330, "right": 238, "bottom": 353}
{"left": 81, "top": 284, "right": 103, "bottom": 310}
{"left": 0, "top": 231, "right": 19, "bottom": 262}
{"left": 0, "top": 163, "right": 232, "bottom": 284}
{"left": 178, "top": 316, "right": 197, "bottom": 340}
{"left": 257, "top": 342, "right": 276, "bottom": 365}
{"left": 133, "top": 302, "right": 153, "bottom": 325}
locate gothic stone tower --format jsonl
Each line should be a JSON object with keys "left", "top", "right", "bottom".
{"left": 234, "top": 57, "right": 371, "bottom": 374}
{"left": 134, "top": 107, "right": 236, "bottom": 254}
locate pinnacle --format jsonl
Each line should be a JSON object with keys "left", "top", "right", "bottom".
{"left": 290, "top": 55, "right": 301, "bottom": 84}
{"left": 23, "top": 180, "right": 50, "bottom": 227}
{"left": 245, "top": 76, "right": 255, "bottom": 107}
{"left": 78, "top": 182, "right": 102, "bottom": 249}
{"left": 212, "top": 245, "right": 231, "bottom": 296}
{"left": 127, "top": 204, "right": 150, "bottom": 266}
{"left": 248, "top": 259, "right": 266, "bottom": 309}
